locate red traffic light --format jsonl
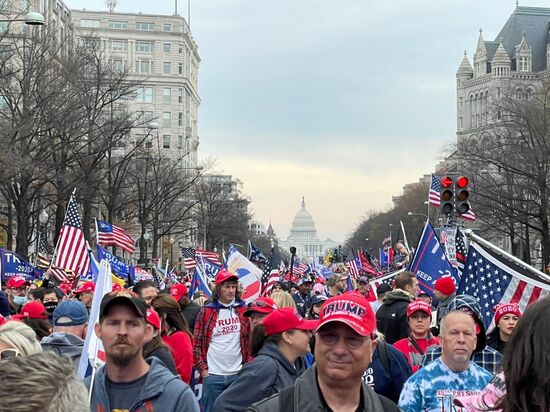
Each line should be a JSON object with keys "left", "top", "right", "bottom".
{"left": 457, "top": 176, "right": 469, "bottom": 188}
{"left": 441, "top": 176, "right": 453, "bottom": 188}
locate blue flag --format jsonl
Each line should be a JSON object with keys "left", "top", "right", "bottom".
{"left": 199, "top": 256, "right": 221, "bottom": 279}
{"left": 248, "top": 241, "right": 267, "bottom": 263}
{"left": 189, "top": 266, "right": 213, "bottom": 299}
{"left": 96, "top": 245, "right": 134, "bottom": 282}
{"left": 408, "top": 222, "right": 458, "bottom": 299}
{"left": 0, "top": 248, "right": 40, "bottom": 282}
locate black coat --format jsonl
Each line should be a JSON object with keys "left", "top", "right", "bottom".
{"left": 376, "top": 290, "right": 413, "bottom": 344}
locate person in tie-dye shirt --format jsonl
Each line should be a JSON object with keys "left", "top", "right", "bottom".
{"left": 398, "top": 311, "right": 492, "bottom": 412}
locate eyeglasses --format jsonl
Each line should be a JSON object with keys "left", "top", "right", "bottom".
{"left": 317, "top": 331, "right": 371, "bottom": 350}
{"left": 248, "top": 301, "right": 277, "bottom": 310}
{"left": 0, "top": 348, "right": 21, "bottom": 360}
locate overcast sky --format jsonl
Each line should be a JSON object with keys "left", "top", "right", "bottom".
{"left": 68, "top": 0, "right": 549, "bottom": 242}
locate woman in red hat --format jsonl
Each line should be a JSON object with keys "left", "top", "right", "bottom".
{"left": 393, "top": 300, "right": 439, "bottom": 373}
{"left": 486, "top": 303, "right": 521, "bottom": 353}
{"left": 212, "top": 307, "right": 318, "bottom": 412}
{"left": 12, "top": 301, "right": 52, "bottom": 340}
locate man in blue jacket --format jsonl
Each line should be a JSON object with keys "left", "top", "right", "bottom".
{"left": 87, "top": 290, "right": 199, "bottom": 411}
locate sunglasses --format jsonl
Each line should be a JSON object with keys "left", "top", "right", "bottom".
{"left": 248, "top": 301, "right": 277, "bottom": 310}
{"left": 317, "top": 330, "right": 373, "bottom": 350}
{"left": 0, "top": 348, "right": 21, "bottom": 360}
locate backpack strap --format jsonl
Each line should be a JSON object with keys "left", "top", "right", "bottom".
{"left": 408, "top": 337, "right": 425, "bottom": 356}
{"left": 278, "top": 385, "right": 295, "bottom": 412}
{"left": 378, "top": 340, "right": 390, "bottom": 373}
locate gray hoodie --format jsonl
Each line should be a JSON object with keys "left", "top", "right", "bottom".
{"left": 87, "top": 357, "right": 199, "bottom": 412}
{"left": 41, "top": 332, "right": 84, "bottom": 371}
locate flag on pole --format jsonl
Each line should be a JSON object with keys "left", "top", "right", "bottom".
{"left": 460, "top": 207, "right": 476, "bottom": 222}
{"left": 345, "top": 258, "right": 361, "bottom": 278}
{"left": 54, "top": 193, "right": 90, "bottom": 278}
{"left": 198, "top": 256, "right": 221, "bottom": 279}
{"left": 226, "top": 245, "right": 262, "bottom": 304}
{"left": 37, "top": 236, "right": 53, "bottom": 269}
{"left": 428, "top": 174, "right": 441, "bottom": 206}
{"left": 455, "top": 229, "right": 468, "bottom": 275}
{"left": 369, "top": 269, "right": 404, "bottom": 299}
{"left": 248, "top": 241, "right": 267, "bottom": 263}
{"left": 96, "top": 220, "right": 136, "bottom": 254}
{"left": 261, "top": 247, "right": 279, "bottom": 296}
{"left": 78, "top": 259, "right": 113, "bottom": 379}
{"left": 458, "top": 241, "right": 550, "bottom": 329}
{"left": 293, "top": 261, "right": 311, "bottom": 276}
{"left": 181, "top": 247, "right": 220, "bottom": 271}
{"left": 189, "top": 265, "right": 213, "bottom": 299}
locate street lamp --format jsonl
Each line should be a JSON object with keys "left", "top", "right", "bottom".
{"left": 0, "top": 12, "right": 45, "bottom": 26}
{"left": 143, "top": 232, "right": 150, "bottom": 269}
{"left": 38, "top": 209, "right": 48, "bottom": 225}
{"left": 35, "top": 209, "right": 48, "bottom": 266}
{"left": 407, "top": 211, "right": 429, "bottom": 220}
{"left": 169, "top": 236, "right": 175, "bottom": 267}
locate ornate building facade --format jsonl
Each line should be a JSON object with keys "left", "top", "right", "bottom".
{"left": 279, "top": 198, "right": 337, "bottom": 261}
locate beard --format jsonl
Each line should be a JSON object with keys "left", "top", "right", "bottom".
{"left": 106, "top": 340, "right": 142, "bottom": 367}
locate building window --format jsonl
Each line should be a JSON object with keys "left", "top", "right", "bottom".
{"left": 108, "top": 21, "right": 128, "bottom": 29}
{"left": 136, "top": 22, "right": 154, "bottom": 31}
{"left": 136, "top": 60, "right": 152, "bottom": 74}
{"left": 163, "top": 88, "right": 171, "bottom": 104}
{"left": 519, "top": 57, "right": 529, "bottom": 72}
{"left": 177, "top": 135, "right": 183, "bottom": 149}
{"left": 163, "top": 23, "right": 172, "bottom": 32}
{"left": 163, "top": 112, "right": 171, "bottom": 128}
{"left": 178, "top": 112, "right": 183, "bottom": 126}
{"left": 81, "top": 19, "right": 100, "bottom": 28}
{"left": 458, "top": 117, "right": 463, "bottom": 130}
{"left": 109, "top": 40, "right": 127, "bottom": 51}
{"left": 111, "top": 59, "right": 124, "bottom": 72}
{"left": 136, "top": 41, "right": 154, "bottom": 53}
{"left": 179, "top": 46, "right": 183, "bottom": 54}
{"left": 178, "top": 88, "right": 183, "bottom": 103}
{"left": 179, "top": 63, "right": 183, "bottom": 75}
{"left": 136, "top": 86, "right": 153, "bottom": 103}
{"left": 163, "top": 43, "right": 171, "bottom": 53}
{"left": 163, "top": 135, "right": 171, "bottom": 149}
{"left": 163, "top": 62, "right": 172, "bottom": 74}
{"left": 459, "top": 97, "right": 463, "bottom": 108}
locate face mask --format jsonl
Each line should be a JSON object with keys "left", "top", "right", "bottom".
{"left": 44, "top": 301, "right": 58, "bottom": 313}
{"left": 13, "top": 296, "right": 28, "bottom": 306}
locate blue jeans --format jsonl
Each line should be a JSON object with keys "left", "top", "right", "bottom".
{"left": 201, "top": 373, "right": 238, "bottom": 412}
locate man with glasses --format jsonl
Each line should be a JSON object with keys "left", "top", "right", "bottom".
{"left": 243, "top": 297, "right": 277, "bottom": 329}
{"left": 398, "top": 310, "right": 492, "bottom": 411}
{"left": 5, "top": 275, "right": 30, "bottom": 315}
{"left": 248, "top": 292, "right": 400, "bottom": 411}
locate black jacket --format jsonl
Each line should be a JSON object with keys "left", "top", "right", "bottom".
{"left": 376, "top": 289, "right": 413, "bottom": 344}
{"left": 181, "top": 300, "right": 200, "bottom": 332}
{"left": 247, "top": 364, "right": 400, "bottom": 412}
{"left": 213, "top": 341, "right": 306, "bottom": 412}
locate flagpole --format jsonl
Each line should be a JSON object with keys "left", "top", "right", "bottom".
{"left": 464, "top": 229, "right": 550, "bottom": 283}
{"left": 400, "top": 220, "right": 411, "bottom": 253}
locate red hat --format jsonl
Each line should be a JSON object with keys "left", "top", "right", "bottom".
{"left": 244, "top": 297, "right": 277, "bottom": 317}
{"left": 317, "top": 292, "right": 376, "bottom": 336}
{"left": 170, "top": 284, "right": 188, "bottom": 301}
{"left": 6, "top": 275, "right": 29, "bottom": 289}
{"left": 493, "top": 303, "right": 521, "bottom": 325}
{"left": 434, "top": 276, "right": 455, "bottom": 296}
{"left": 74, "top": 281, "right": 96, "bottom": 294}
{"left": 58, "top": 282, "right": 72, "bottom": 295}
{"left": 146, "top": 308, "right": 162, "bottom": 330}
{"left": 215, "top": 270, "right": 238, "bottom": 285}
{"left": 111, "top": 283, "right": 123, "bottom": 292}
{"left": 262, "top": 307, "right": 319, "bottom": 336}
{"left": 407, "top": 299, "right": 432, "bottom": 317}
{"left": 13, "top": 301, "right": 48, "bottom": 320}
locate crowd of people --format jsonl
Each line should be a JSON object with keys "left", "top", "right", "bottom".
{"left": 0, "top": 268, "right": 550, "bottom": 411}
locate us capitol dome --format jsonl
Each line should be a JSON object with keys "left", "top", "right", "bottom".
{"left": 279, "top": 197, "right": 338, "bottom": 261}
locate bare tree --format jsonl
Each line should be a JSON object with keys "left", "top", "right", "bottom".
{"left": 105, "top": 0, "right": 119, "bottom": 13}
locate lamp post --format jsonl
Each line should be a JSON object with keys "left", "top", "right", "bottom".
{"left": 0, "top": 12, "right": 45, "bottom": 26}
{"left": 407, "top": 211, "right": 429, "bottom": 220}
{"left": 169, "top": 236, "right": 175, "bottom": 267}
{"left": 35, "top": 209, "right": 48, "bottom": 266}
{"left": 143, "top": 232, "right": 150, "bottom": 269}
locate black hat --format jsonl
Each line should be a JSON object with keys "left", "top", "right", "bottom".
{"left": 377, "top": 283, "right": 392, "bottom": 295}
{"left": 100, "top": 290, "right": 147, "bottom": 320}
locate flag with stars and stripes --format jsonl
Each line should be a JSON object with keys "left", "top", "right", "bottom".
{"left": 96, "top": 220, "right": 136, "bottom": 254}
{"left": 345, "top": 258, "right": 361, "bottom": 278}
{"left": 458, "top": 241, "right": 550, "bottom": 330}
{"left": 428, "top": 174, "right": 441, "bottom": 206}
{"left": 53, "top": 193, "right": 90, "bottom": 278}
{"left": 455, "top": 229, "right": 468, "bottom": 275}
{"left": 368, "top": 269, "right": 404, "bottom": 299}
{"left": 460, "top": 207, "right": 476, "bottom": 222}
{"left": 181, "top": 247, "right": 220, "bottom": 271}
{"left": 261, "top": 247, "right": 279, "bottom": 296}
{"left": 293, "top": 260, "right": 311, "bottom": 276}
{"left": 37, "top": 236, "right": 54, "bottom": 269}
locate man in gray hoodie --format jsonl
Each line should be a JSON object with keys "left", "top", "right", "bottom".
{"left": 41, "top": 300, "right": 88, "bottom": 370}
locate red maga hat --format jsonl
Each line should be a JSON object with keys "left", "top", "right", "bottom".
{"left": 74, "top": 281, "right": 96, "bottom": 294}
{"left": 262, "top": 307, "right": 319, "bottom": 336}
{"left": 13, "top": 301, "right": 48, "bottom": 320}
{"left": 6, "top": 275, "right": 29, "bottom": 289}
{"left": 146, "top": 308, "right": 162, "bottom": 330}
{"left": 170, "top": 284, "right": 188, "bottom": 301}
{"left": 317, "top": 292, "right": 376, "bottom": 337}
{"left": 244, "top": 297, "right": 277, "bottom": 317}
{"left": 215, "top": 270, "right": 238, "bottom": 285}
{"left": 407, "top": 299, "right": 432, "bottom": 317}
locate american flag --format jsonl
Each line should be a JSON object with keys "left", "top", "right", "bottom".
{"left": 181, "top": 247, "right": 221, "bottom": 271}
{"left": 455, "top": 229, "right": 467, "bottom": 275}
{"left": 368, "top": 269, "right": 401, "bottom": 299}
{"left": 428, "top": 174, "right": 441, "bottom": 206}
{"left": 37, "top": 236, "right": 54, "bottom": 269}
{"left": 345, "top": 258, "right": 361, "bottom": 278}
{"left": 48, "top": 267, "right": 75, "bottom": 283}
{"left": 53, "top": 194, "right": 90, "bottom": 278}
{"left": 293, "top": 261, "right": 311, "bottom": 276}
{"left": 96, "top": 220, "right": 136, "bottom": 254}
{"left": 261, "top": 251, "right": 280, "bottom": 296}
{"left": 458, "top": 242, "right": 550, "bottom": 329}
{"left": 460, "top": 206, "right": 476, "bottom": 222}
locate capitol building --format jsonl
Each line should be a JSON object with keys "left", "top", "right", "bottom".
{"left": 279, "top": 198, "right": 338, "bottom": 261}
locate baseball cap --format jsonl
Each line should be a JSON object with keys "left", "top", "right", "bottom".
{"left": 74, "top": 281, "right": 95, "bottom": 294}
{"left": 57, "top": 282, "right": 72, "bottom": 296}
{"left": 453, "top": 372, "right": 505, "bottom": 411}
{"left": 6, "top": 275, "right": 29, "bottom": 289}
{"left": 53, "top": 300, "right": 89, "bottom": 326}
{"left": 357, "top": 276, "right": 369, "bottom": 284}
{"left": 13, "top": 301, "right": 48, "bottom": 320}
{"left": 215, "top": 270, "right": 238, "bottom": 285}
{"left": 407, "top": 299, "right": 432, "bottom": 317}
{"left": 376, "top": 283, "right": 392, "bottom": 295}
{"left": 244, "top": 297, "right": 277, "bottom": 317}
{"left": 312, "top": 283, "right": 325, "bottom": 295}
{"left": 170, "top": 284, "right": 188, "bottom": 301}
{"left": 100, "top": 290, "right": 147, "bottom": 319}
{"left": 297, "top": 277, "right": 313, "bottom": 286}
{"left": 146, "top": 308, "right": 162, "bottom": 330}
{"left": 311, "top": 294, "right": 328, "bottom": 306}
{"left": 262, "top": 307, "right": 319, "bottom": 336}
{"left": 317, "top": 292, "right": 377, "bottom": 337}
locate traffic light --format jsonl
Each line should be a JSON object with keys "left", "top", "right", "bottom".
{"left": 440, "top": 176, "right": 454, "bottom": 215}
{"left": 456, "top": 176, "right": 470, "bottom": 215}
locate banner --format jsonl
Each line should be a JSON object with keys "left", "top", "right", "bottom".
{"left": 96, "top": 245, "right": 133, "bottom": 281}
{"left": 189, "top": 265, "right": 213, "bottom": 299}
{"left": 199, "top": 256, "right": 221, "bottom": 279}
{"left": 226, "top": 245, "right": 262, "bottom": 304}
{"left": 0, "top": 248, "right": 40, "bottom": 282}
{"left": 440, "top": 225, "right": 458, "bottom": 268}
{"left": 408, "top": 222, "right": 458, "bottom": 299}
